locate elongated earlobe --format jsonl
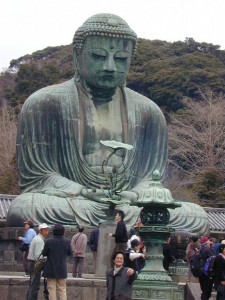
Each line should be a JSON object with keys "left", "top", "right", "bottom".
{"left": 73, "top": 51, "right": 81, "bottom": 82}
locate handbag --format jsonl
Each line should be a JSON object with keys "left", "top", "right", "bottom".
{"left": 19, "top": 243, "right": 29, "bottom": 252}
{"left": 34, "top": 254, "right": 47, "bottom": 274}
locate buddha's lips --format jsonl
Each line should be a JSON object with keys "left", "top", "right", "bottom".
{"left": 97, "top": 74, "right": 115, "bottom": 80}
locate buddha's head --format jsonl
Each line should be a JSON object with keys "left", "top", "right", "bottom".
{"left": 73, "top": 14, "right": 137, "bottom": 95}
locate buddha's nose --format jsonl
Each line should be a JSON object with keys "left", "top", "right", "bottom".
{"left": 103, "top": 55, "right": 116, "bottom": 72}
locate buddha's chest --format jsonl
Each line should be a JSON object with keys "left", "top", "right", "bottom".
{"left": 82, "top": 99, "right": 125, "bottom": 167}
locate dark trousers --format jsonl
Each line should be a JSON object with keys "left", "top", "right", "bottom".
{"left": 216, "top": 292, "right": 225, "bottom": 300}
{"left": 26, "top": 260, "right": 42, "bottom": 300}
{"left": 216, "top": 283, "right": 225, "bottom": 300}
{"left": 23, "top": 250, "right": 29, "bottom": 274}
{"left": 73, "top": 257, "right": 84, "bottom": 277}
{"left": 163, "top": 259, "right": 170, "bottom": 271}
{"left": 199, "top": 273, "right": 213, "bottom": 300}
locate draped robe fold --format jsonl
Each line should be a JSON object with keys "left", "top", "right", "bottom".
{"left": 7, "top": 79, "right": 167, "bottom": 226}
{"left": 6, "top": 79, "right": 210, "bottom": 235}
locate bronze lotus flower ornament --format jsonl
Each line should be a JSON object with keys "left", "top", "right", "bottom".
{"left": 99, "top": 140, "right": 133, "bottom": 205}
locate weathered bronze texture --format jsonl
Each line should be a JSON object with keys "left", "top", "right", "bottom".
{"left": 6, "top": 14, "right": 210, "bottom": 236}
{"left": 6, "top": 14, "right": 167, "bottom": 227}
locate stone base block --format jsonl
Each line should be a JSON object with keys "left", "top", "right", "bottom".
{"left": 133, "top": 281, "right": 185, "bottom": 300}
{"left": 0, "top": 276, "right": 107, "bottom": 300}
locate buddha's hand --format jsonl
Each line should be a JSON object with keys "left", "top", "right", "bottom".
{"left": 44, "top": 184, "right": 84, "bottom": 198}
{"left": 81, "top": 188, "right": 138, "bottom": 204}
{"left": 44, "top": 190, "right": 69, "bottom": 198}
{"left": 120, "top": 191, "right": 138, "bottom": 204}
{"left": 81, "top": 188, "right": 107, "bottom": 202}
{"left": 100, "top": 191, "right": 138, "bottom": 205}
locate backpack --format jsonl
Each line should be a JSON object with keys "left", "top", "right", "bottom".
{"left": 203, "top": 255, "right": 216, "bottom": 279}
{"left": 189, "top": 252, "right": 205, "bottom": 278}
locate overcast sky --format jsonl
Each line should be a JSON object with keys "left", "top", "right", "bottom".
{"left": 1, "top": 0, "right": 225, "bottom": 71}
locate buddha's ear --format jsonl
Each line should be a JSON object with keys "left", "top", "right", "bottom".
{"left": 73, "top": 49, "right": 79, "bottom": 70}
{"left": 73, "top": 50, "right": 82, "bottom": 82}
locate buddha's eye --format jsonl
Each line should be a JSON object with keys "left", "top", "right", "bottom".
{"left": 91, "top": 53, "right": 105, "bottom": 59}
{"left": 114, "top": 51, "right": 129, "bottom": 60}
{"left": 90, "top": 49, "right": 107, "bottom": 59}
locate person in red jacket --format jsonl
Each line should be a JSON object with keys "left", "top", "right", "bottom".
{"left": 71, "top": 226, "right": 88, "bottom": 278}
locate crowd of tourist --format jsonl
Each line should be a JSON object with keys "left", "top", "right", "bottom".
{"left": 19, "top": 210, "right": 146, "bottom": 300}
{"left": 18, "top": 213, "right": 225, "bottom": 300}
{"left": 185, "top": 235, "right": 225, "bottom": 300}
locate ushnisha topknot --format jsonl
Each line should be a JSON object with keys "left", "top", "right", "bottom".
{"left": 73, "top": 13, "right": 138, "bottom": 56}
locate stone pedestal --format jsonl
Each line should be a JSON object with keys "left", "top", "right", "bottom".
{"left": 132, "top": 225, "right": 184, "bottom": 300}
{"left": 133, "top": 281, "right": 184, "bottom": 300}
{"left": 95, "top": 223, "right": 116, "bottom": 277}
{"left": 130, "top": 171, "right": 184, "bottom": 299}
{"left": 137, "top": 225, "right": 173, "bottom": 281}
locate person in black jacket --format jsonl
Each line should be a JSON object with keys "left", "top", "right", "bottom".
{"left": 162, "top": 235, "right": 175, "bottom": 271}
{"left": 198, "top": 238, "right": 215, "bottom": 300}
{"left": 213, "top": 244, "right": 225, "bottom": 300}
{"left": 125, "top": 239, "right": 146, "bottom": 274}
{"left": 42, "top": 224, "right": 71, "bottom": 300}
{"left": 108, "top": 210, "right": 128, "bottom": 267}
{"left": 90, "top": 219, "right": 105, "bottom": 271}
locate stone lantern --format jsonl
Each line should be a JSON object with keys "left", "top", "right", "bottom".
{"left": 132, "top": 170, "right": 184, "bottom": 300}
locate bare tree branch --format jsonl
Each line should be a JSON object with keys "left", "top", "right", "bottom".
{"left": 0, "top": 101, "right": 17, "bottom": 175}
{"left": 168, "top": 90, "right": 225, "bottom": 182}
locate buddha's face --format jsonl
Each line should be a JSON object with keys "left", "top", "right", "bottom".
{"left": 77, "top": 36, "right": 133, "bottom": 90}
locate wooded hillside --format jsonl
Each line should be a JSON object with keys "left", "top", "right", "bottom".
{"left": 2, "top": 37, "right": 225, "bottom": 111}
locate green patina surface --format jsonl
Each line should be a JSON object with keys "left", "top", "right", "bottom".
{"left": 7, "top": 14, "right": 209, "bottom": 241}
{"left": 6, "top": 14, "right": 167, "bottom": 227}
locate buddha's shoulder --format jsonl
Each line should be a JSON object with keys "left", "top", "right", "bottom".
{"left": 124, "top": 87, "right": 161, "bottom": 110}
{"left": 23, "top": 79, "right": 76, "bottom": 107}
{"left": 124, "top": 88, "right": 165, "bottom": 121}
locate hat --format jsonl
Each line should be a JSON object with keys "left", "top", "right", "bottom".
{"left": 38, "top": 223, "right": 49, "bottom": 230}
{"left": 24, "top": 219, "right": 34, "bottom": 227}
{"left": 200, "top": 237, "right": 209, "bottom": 244}
{"left": 131, "top": 239, "right": 140, "bottom": 248}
